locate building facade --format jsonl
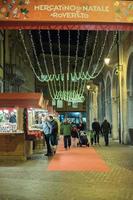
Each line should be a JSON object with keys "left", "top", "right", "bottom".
{"left": 87, "top": 32, "right": 133, "bottom": 145}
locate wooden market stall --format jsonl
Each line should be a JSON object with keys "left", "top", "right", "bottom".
{"left": 0, "top": 92, "right": 48, "bottom": 160}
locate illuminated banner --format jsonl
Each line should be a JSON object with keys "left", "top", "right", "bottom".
{"left": 0, "top": 0, "right": 133, "bottom": 23}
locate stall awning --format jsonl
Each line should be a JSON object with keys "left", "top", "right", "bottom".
{"left": 0, "top": 93, "right": 48, "bottom": 108}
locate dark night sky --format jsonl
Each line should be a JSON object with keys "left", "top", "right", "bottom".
{"left": 31, "top": 30, "right": 96, "bottom": 57}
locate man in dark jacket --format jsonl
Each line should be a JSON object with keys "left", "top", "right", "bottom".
{"left": 101, "top": 119, "right": 111, "bottom": 146}
{"left": 48, "top": 115, "right": 58, "bottom": 154}
{"left": 92, "top": 118, "right": 101, "bottom": 145}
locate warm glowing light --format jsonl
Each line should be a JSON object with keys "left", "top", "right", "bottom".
{"left": 86, "top": 85, "right": 90, "bottom": 90}
{"left": 104, "top": 57, "right": 110, "bottom": 65}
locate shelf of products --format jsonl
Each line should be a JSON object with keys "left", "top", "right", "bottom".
{"left": 0, "top": 108, "right": 17, "bottom": 133}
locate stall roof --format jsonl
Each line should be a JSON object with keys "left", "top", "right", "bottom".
{"left": 0, "top": 93, "right": 44, "bottom": 108}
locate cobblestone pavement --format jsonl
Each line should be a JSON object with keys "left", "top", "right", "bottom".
{"left": 0, "top": 138, "right": 133, "bottom": 200}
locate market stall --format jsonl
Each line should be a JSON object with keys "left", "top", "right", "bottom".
{"left": 27, "top": 108, "right": 48, "bottom": 151}
{"left": 0, "top": 92, "right": 48, "bottom": 160}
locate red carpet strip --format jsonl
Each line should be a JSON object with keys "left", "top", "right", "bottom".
{"left": 48, "top": 139, "right": 110, "bottom": 172}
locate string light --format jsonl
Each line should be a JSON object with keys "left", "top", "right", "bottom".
{"left": 81, "top": 31, "right": 117, "bottom": 97}
{"left": 47, "top": 30, "right": 57, "bottom": 92}
{"left": 67, "top": 30, "right": 71, "bottom": 100}
{"left": 38, "top": 30, "right": 55, "bottom": 99}
{"left": 90, "top": 31, "right": 117, "bottom": 79}
{"left": 79, "top": 31, "right": 108, "bottom": 95}
{"left": 20, "top": 29, "right": 117, "bottom": 103}
{"left": 73, "top": 30, "right": 80, "bottom": 92}
{"left": 76, "top": 30, "right": 89, "bottom": 93}
{"left": 54, "top": 90, "right": 85, "bottom": 102}
{"left": 57, "top": 30, "right": 64, "bottom": 93}
{"left": 19, "top": 30, "right": 40, "bottom": 80}
{"left": 29, "top": 30, "right": 43, "bottom": 75}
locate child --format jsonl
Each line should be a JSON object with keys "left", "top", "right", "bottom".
{"left": 89, "top": 130, "right": 94, "bottom": 146}
{"left": 71, "top": 125, "right": 78, "bottom": 147}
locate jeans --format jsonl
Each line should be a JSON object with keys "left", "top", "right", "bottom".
{"left": 64, "top": 135, "right": 71, "bottom": 149}
{"left": 44, "top": 134, "right": 52, "bottom": 155}
{"left": 94, "top": 132, "right": 100, "bottom": 144}
{"left": 51, "top": 134, "right": 58, "bottom": 146}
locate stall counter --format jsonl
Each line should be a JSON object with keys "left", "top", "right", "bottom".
{"left": 0, "top": 132, "right": 33, "bottom": 160}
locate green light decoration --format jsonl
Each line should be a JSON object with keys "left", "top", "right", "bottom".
{"left": 53, "top": 90, "right": 85, "bottom": 103}
{"left": 39, "top": 72, "right": 92, "bottom": 82}
{"left": 20, "top": 29, "right": 117, "bottom": 103}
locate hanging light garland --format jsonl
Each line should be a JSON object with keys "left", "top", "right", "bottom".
{"left": 54, "top": 90, "right": 85, "bottom": 103}
{"left": 57, "top": 29, "right": 64, "bottom": 93}
{"left": 73, "top": 30, "right": 80, "bottom": 92}
{"left": 29, "top": 30, "right": 43, "bottom": 76}
{"left": 78, "top": 31, "right": 108, "bottom": 96}
{"left": 67, "top": 30, "right": 71, "bottom": 100}
{"left": 20, "top": 29, "right": 117, "bottom": 103}
{"left": 47, "top": 30, "right": 58, "bottom": 93}
{"left": 80, "top": 31, "right": 117, "bottom": 97}
{"left": 19, "top": 29, "right": 40, "bottom": 80}
{"left": 76, "top": 30, "right": 89, "bottom": 93}
{"left": 38, "top": 30, "right": 55, "bottom": 99}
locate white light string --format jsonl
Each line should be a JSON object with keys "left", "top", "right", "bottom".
{"left": 54, "top": 91, "right": 85, "bottom": 102}
{"left": 87, "top": 31, "right": 99, "bottom": 72}
{"left": 38, "top": 30, "right": 55, "bottom": 99}
{"left": 77, "top": 31, "right": 98, "bottom": 96}
{"left": 19, "top": 30, "right": 41, "bottom": 80}
{"left": 79, "top": 31, "right": 108, "bottom": 96}
{"left": 67, "top": 30, "right": 71, "bottom": 100}
{"left": 29, "top": 30, "right": 56, "bottom": 99}
{"left": 90, "top": 31, "right": 117, "bottom": 79}
{"left": 20, "top": 29, "right": 54, "bottom": 99}
{"left": 81, "top": 31, "right": 117, "bottom": 97}
{"left": 20, "top": 29, "right": 117, "bottom": 103}
{"left": 57, "top": 29, "right": 64, "bottom": 93}
{"left": 20, "top": 30, "right": 84, "bottom": 102}
{"left": 91, "top": 31, "right": 109, "bottom": 77}
{"left": 29, "top": 30, "right": 43, "bottom": 75}
{"left": 73, "top": 30, "right": 80, "bottom": 92}
{"left": 47, "top": 30, "right": 57, "bottom": 92}
{"left": 76, "top": 30, "right": 89, "bottom": 93}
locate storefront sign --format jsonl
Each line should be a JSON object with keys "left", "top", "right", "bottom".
{"left": 0, "top": 0, "right": 133, "bottom": 23}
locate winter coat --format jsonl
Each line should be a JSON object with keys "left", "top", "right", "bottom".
{"left": 92, "top": 121, "right": 101, "bottom": 133}
{"left": 61, "top": 122, "right": 72, "bottom": 136}
{"left": 101, "top": 120, "right": 111, "bottom": 135}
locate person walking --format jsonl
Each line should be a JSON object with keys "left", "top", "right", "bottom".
{"left": 91, "top": 118, "right": 101, "bottom": 145}
{"left": 61, "top": 119, "right": 72, "bottom": 150}
{"left": 71, "top": 125, "right": 78, "bottom": 147}
{"left": 101, "top": 118, "right": 111, "bottom": 146}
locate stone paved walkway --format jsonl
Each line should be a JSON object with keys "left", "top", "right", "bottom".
{"left": 0, "top": 138, "right": 133, "bottom": 200}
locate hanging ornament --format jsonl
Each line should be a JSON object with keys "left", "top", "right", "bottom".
{"left": 5, "top": 11, "right": 9, "bottom": 18}
{"left": 13, "top": 7, "right": 20, "bottom": 18}
{"left": 8, "top": 4, "right": 13, "bottom": 10}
